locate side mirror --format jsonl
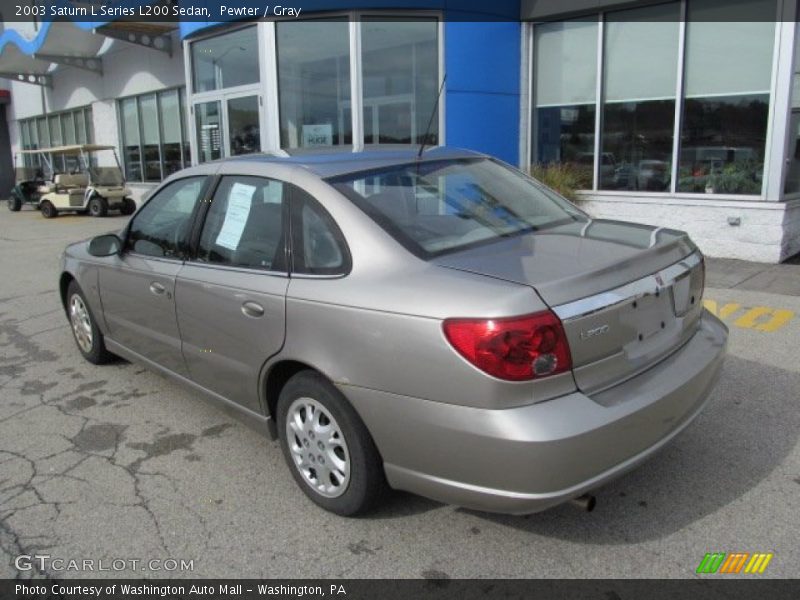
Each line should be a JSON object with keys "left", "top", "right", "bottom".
{"left": 88, "top": 234, "right": 122, "bottom": 257}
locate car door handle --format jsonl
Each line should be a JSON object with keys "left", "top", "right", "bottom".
{"left": 241, "top": 301, "right": 265, "bottom": 318}
{"left": 149, "top": 282, "right": 166, "bottom": 296}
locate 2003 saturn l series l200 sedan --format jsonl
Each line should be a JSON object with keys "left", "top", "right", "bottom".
{"left": 58, "top": 147, "right": 727, "bottom": 516}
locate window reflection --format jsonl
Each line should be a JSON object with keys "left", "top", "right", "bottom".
{"left": 120, "top": 98, "right": 142, "bottom": 182}
{"left": 195, "top": 101, "right": 222, "bottom": 163}
{"left": 228, "top": 96, "right": 261, "bottom": 156}
{"left": 678, "top": 95, "right": 769, "bottom": 194}
{"left": 140, "top": 94, "right": 162, "bottom": 182}
{"left": 119, "top": 89, "right": 191, "bottom": 181}
{"left": 600, "top": 5, "right": 679, "bottom": 191}
{"left": 678, "top": 0, "right": 774, "bottom": 194}
{"left": 362, "top": 19, "right": 439, "bottom": 145}
{"left": 532, "top": 20, "right": 597, "bottom": 189}
{"left": 277, "top": 19, "right": 351, "bottom": 148}
{"left": 192, "top": 27, "right": 259, "bottom": 93}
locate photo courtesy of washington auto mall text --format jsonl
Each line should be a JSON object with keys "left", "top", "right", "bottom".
{"left": 13, "top": 583, "right": 347, "bottom": 598}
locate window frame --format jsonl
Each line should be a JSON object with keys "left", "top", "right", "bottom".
{"left": 524, "top": 0, "right": 785, "bottom": 200}
{"left": 117, "top": 87, "right": 192, "bottom": 184}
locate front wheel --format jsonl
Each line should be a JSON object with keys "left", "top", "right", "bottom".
{"left": 40, "top": 200, "right": 57, "bottom": 219}
{"left": 120, "top": 197, "right": 136, "bottom": 216}
{"left": 277, "top": 371, "right": 389, "bottom": 516}
{"left": 8, "top": 195, "right": 22, "bottom": 212}
{"left": 88, "top": 196, "right": 108, "bottom": 217}
{"left": 67, "top": 281, "right": 114, "bottom": 365}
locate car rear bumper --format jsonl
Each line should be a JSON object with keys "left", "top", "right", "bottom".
{"left": 342, "top": 310, "right": 727, "bottom": 514}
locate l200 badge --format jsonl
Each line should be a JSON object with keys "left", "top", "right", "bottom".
{"left": 580, "top": 324, "right": 610, "bottom": 340}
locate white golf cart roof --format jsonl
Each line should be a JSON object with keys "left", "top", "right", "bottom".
{"left": 17, "top": 144, "right": 116, "bottom": 156}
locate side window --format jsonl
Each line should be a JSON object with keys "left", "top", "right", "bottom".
{"left": 126, "top": 176, "right": 207, "bottom": 258}
{"left": 197, "top": 176, "right": 287, "bottom": 271}
{"left": 290, "top": 188, "right": 349, "bottom": 276}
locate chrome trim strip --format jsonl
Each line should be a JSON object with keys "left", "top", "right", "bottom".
{"left": 553, "top": 252, "right": 702, "bottom": 322}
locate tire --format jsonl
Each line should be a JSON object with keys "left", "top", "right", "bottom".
{"left": 8, "top": 195, "right": 22, "bottom": 212}
{"left": 40, "top": 200, "right": 57, "bottom": 219}
{"left": 88, "top": 196, "right": 108, "bottom": 217}
{"left": 120, "top": 197, "right": 136, "bottom": 216}
{"left": 277, "top": 370, "right": 389, "bottom": 516}
{"left": 66, "top": 281, "right": 114, "bottom": 365}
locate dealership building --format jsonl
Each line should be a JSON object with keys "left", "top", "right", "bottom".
{"left": 1, "top": 0, "right": 798, "bottom": 262}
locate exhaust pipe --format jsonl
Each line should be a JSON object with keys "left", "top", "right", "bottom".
{"left": 569, "top": 494, "right": 596, "bottom": 512}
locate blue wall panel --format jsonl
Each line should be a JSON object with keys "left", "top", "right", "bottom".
{"left": 444, "top": 21, "right": 521, "bottom": 165}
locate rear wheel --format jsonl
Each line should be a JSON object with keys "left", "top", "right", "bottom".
{"left": 277, "top": 371, "right": 389, "bottom": 516}
{"left": 120, "top": 197, "right": 136, "bottom": 215}
{"left": 88, "top": 196, "right": 108, "bottom": 217}
{"left": 67, "top": 281, "right": 114, "bottom": 365}
{"left": 7, "top": 195, "right": 22, "bottom": 212}
{"left": 40, "top": 200, "right": 57, "bottom": 219}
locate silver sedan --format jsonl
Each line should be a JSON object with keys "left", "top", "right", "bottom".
{"left": 59, "top": 148, "right": 727, "bottom": 516}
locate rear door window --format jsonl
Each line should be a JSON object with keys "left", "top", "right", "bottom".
{"left": 197, "top": 176, "right": 287, "bottom": 271}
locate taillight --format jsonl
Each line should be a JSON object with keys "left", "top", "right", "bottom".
{"left": 442, "top": 311, "right": 572, "bottom": 381}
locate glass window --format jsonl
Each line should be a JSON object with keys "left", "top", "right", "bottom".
{"left": 48, "top": 115, "right": 62, "bottom": 146}
{"left": 20, "top": 121, "right": 30, "bottom": 166}
{"left": 127, "top": 176, "right": 207, "bottom": 258}
{"left": 290, "top": 188, "right": 349, "bottom": 275}
{"left": 159, "top": 89, "right": 183, "bottom": 177}
{"left": 678, "top": 0, "right": 775, "bottom": 194}
{"left": 62, "top": 113, "right": 76, "bottom": 145}
{"left": 227, "top": 95, "right": 260, "bottom": 156}
{"left": 191, "top": 26, "right": 259, "bottom": 93}
{"left": 532, "top": 19, "right": 597, "bottom": 188}
{"left": 37, "top": 118, "right": 48, "bottom": 148}
{"left": 140, "top": 94, "right": 162, "bottom": 182}
{"left": 277, "top": 19, "right": 351, "bottom": 149}
{"left": 601, "top": 4, "right": 679, "bottom": 191}
{"left": 195, "top": 101, "right": 222, "bottom": 163}
{"left": 119, "top": 90, "right": 189, "bottom": 182}
{"left": 84, "top": 108, "right": 94, "bottom": 143}
{"left": 75, "top": 110, "right": 87, "bottom": 145}
{"left": 329, "top": 158, "right": 585, "bottom": 259}
{"left": 180, "top": 89, "right": 191, "bottom": 167}
{"left": 361, "top": 18, "right": 439, "bottom": 145}
{"left": 198, "top": 176, "right": 286, "bottom": 270}
{"left": 120, "top": 97, "right": 142, "bottom": 182}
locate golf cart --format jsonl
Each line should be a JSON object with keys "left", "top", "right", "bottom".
{"left": 9, "top": 144, "right": 136, "bottom": 218}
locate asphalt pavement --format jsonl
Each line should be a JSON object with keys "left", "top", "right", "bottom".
{"left": 1, "top": 206, "right": 798, "bottom": 579}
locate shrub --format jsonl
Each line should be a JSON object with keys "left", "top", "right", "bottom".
{"left": 529, "top": 162, "right": 591, "bottom": 203}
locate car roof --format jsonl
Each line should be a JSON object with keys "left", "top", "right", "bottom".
{"left": 219, "top": 146, "right": 487, "bottom": 178}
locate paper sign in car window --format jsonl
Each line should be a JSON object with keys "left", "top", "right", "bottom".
{"left": 216, "top": 183, "right": 256, "bottom": 250}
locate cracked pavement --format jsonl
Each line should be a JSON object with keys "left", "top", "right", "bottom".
{"left": 1, "top": 207, "right": 799, "bottom": 579}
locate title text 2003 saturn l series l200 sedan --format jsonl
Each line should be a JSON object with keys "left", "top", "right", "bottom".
{"left": 59, "top": 148, "right": 727, "bottom": 516}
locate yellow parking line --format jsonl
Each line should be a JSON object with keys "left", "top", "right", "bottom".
{"left": 703, "top": 300, "right": 795, "bottom": 333}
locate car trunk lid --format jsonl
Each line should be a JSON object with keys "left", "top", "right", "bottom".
{"left": 434, "top": 219, "right": 705, "bottom": 394}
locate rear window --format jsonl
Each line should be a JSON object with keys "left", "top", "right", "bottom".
{"left": 328, "top": 158, "right": 587, "bottom": 259}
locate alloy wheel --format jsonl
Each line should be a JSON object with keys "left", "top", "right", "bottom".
{"left": 69, "top": 294, "right": 93, "bottom": 354}
{"left": 285, "top": 397, "right": 350, "bottom": 498}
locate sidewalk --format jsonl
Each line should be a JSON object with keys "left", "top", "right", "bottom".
{"left": 706, "top": 255, "right": 800, "bottom": 296}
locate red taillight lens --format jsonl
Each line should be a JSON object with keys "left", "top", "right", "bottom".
{"left": 442, "top": 311, "right": 573, "bottom": 381}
